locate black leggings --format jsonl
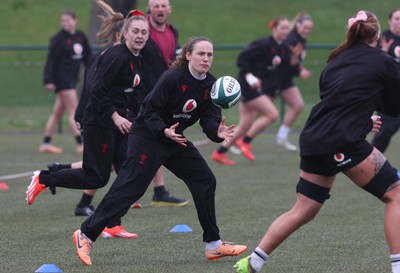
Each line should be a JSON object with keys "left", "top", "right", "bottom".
{"left": 81, "top": 133, "right": 220, "bottom": 243}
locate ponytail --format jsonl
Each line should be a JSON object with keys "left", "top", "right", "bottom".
{"left": 96, "top": 0, "right": 124, "bottom": 46}
{"left": 328, "top": 11, "right": 379, "bottom": 62}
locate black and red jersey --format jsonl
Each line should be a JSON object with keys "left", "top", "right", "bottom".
{"left": 300, "top": 43, "right": 400, "bottom": 156}
{"left": 237, "top": 36, "right": 294, "bottom": 93}
{"left": 82, "top": 43, "right": 148, "bottom": 130}
{"left": 380, "top": 29, "right": 400, "bottom": 64}
{"left": 43, "top": 29, "right": 92, "bottom": 89}
{"left": 285, "top": 29, "right": 307, "bottom": 77}
{"left": 133, "top": 65, "right": 223, "bottom": 144}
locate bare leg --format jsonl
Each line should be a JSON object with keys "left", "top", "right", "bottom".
{"left": 58, "top": 89, "right": 81, "bottom": 136}
{"left": 245, "top": 95, "right": 279, "bottom": 139}
{"left": 343, "top": 147, "right": 400, "bottom": 254}
{"left": 279, "top": 86, "right": 304, "bottom": 128}
{"left": 220, "top": 101, "right": 257, "bottom": 149}
{"left": 43, "top": 94, "right": 65, "bottom": 138}
{"left": 258, "top": 172, "right": 334, "bottom": 254}
{"left": 152, "top": 166, "right": 165, "bottom": 187}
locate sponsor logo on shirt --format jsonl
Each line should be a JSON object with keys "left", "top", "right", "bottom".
{"left": 72, "top": 43, "right": 83, "bottom": 60}
{"left": 333, "top": 153, "right": 352, "bottom": 167}
{"left": 172, "top": 99, "right": 197, "bottom": 119}
{"left": 124, "top": 74, "right": 141, "bottom": 93}
{"left": 182, "top": 99, "right": 197, "bottom": 113}
{"left": 267, "top": 55, "right": 281, "bottom": 70}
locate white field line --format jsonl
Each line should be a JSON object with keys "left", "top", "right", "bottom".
{"left": 0, "top": 138, "right": 211, "bottom": 181}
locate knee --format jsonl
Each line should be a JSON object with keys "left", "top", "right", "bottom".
{"left": 293, "top": 207, "right": 317, "bottom": 224}
{"left": 292, "top": 101, "right": 304, "bottom": 115}
{"left": 268, "top": 109, "right": 280, "bottom": 123}
{"left": 89, "top": 171, "right": 111, "bottom": 188}
{"left": 52, "top": 107, "right": 64, "bottom": 118}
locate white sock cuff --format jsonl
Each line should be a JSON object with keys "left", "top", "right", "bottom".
{"left": 277, "top": 125, "right": 291, "bottom": 140}
{"left": 254, "top": 247, "right": 268, "bottom": 260}
{"left": 391, "top": 254, "right": 400, "bottom": 261}
{"left": 205, "top": 240, "right": 222, "bottom": 250}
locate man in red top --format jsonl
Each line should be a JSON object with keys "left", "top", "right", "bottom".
{"left": 139, "top": 0, "right": 186, "bottom": 207}
{"left": 142, "top": 0, "right": 180, "bottom": 89}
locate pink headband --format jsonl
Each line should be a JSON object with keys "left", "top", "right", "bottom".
{"left": 348, "top": 11, "right": 367, "bottom": 28}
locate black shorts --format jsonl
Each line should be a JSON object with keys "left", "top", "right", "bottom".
{"left": 240, "top": 85, "right": 264, "bottom": 102}
{"left": 262, "top": 79, "right": 295, "bottom": 98}
{"left": 300, "top": 140, "right": 374, "bottom": 176}
{"left": 55, "top": 80, "right": 78, "bottom": 92}
{"left": 237, "top": 75, "right": 264, "bottom": 103}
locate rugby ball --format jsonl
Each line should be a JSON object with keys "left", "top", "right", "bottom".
{"left": 211, "top": 76, "right": 241, "bottom": 109}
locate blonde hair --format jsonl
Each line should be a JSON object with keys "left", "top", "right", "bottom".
{"left": 291, "top": 11, "right": 312, "bottom": 31}
{"left": 96, "top": 0, "right": 125, "bottom": 46}
{"left": 120, "top": 13, "right": 148, "bottom": 44}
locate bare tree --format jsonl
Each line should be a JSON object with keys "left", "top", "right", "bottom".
{"left": 87, "top": 0, "right": 137, "bottom": 46}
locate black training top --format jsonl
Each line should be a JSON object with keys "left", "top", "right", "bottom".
{"left": 300, "top": 43, "right": 400, "bottom": 156}
{"left": 285, "top": 29, "right": 307, "bottom": 77}
{"left": 380, "top": 29, "right": 400, "bottom": 64}
{"left": 82, "top": 43, "right": 148, "bottom": 130}
{"left": 237, "top": 36, "right": 294, "bottom": 92}
{"left": 43, "top": 29, "right": 92, "bottom": 89}
{"left": 133, "top": 65, "right": 223, "bottom": 144}
{"left": 74, "top": 51, "right": 101, "bottom": 124}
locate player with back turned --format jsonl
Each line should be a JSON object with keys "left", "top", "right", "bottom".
{"left": 235, "top": 11, "right": 400, "bottom": 273}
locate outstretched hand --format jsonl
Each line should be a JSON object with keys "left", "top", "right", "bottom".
{"left": 371, "top": 115, "right": 382, "bottom": 133}
{"left": 164, "top": 122, "right": 187, "bottom": 146}
{"left": 380, "top": 37, "right": 394, "bottom": 53}
{"left": 217, "top": 116, "right": 235, "bottom": 143}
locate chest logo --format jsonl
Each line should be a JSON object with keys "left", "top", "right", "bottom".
{"left": 182, "top": 99, "right": 197, "bottom": 113}
{"left": 394, "top": 46, "right": 400, "bottom": 58}
{"left": 333, "top": 153, "right": 345, "bottom": 162}
{"left": 272, "top": 55, "right": 281, "bottom": 66}
{"left": 73, "top": 43, "right": 83, "bottom": 55}
{"left": 133, "top": 74, "right": 140, "bottom": 87}
{"left": 182, "top": 84, "right": 187, "bottom": 92}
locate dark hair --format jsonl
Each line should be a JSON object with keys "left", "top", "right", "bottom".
{"left": 96, "top": 0, "right": 124, "bottom": 45}
{"left": 170, "top": 36, "right": 213, "bottom": 68}
{"left": 61, "top": 9, "right": 77, "bottom": 20}
{"left": 328, "top": 11, "right": 379, "bottom": 62}
{"left": 269, "top": 16, "right": 288, "bottom": 30}
{"left": 388, "top": 8, "right": 400, "bottom": 19}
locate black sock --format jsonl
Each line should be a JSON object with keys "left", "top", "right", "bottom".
{"left": 217, "top": 146, "right": 228, "bottom": 153}
{"left": 154, "top": 186, "right": 166, "bottom": 196}
{"left": 243, "top": 136, "right": 253, "bottom": 143}
{"left": 59, "top": 163, "right": 72, "bottom": 169}
{"left": 43, "top": 136, "right": 51, "bottom": 144}
{"left": 75, "top": 135, "right": 83, "bottom": 145}
{"left": 77, "top": 193, "right": 94, "bottom": 208}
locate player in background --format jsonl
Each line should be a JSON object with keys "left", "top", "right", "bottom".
{"left": 138, "top": 0, "right": 188, "bottom": 207}
{"left": 40, "top": 10, "right": 92, "bottom": 154}
{"left": 275, "top": 11, "right": 313, "bottom": 151}
{"left": 47, "top": 0, "right": 187, "bottom": 216}
{"left": 371, "top": 8, "right": 400, "bottom": 153}
{"left": 211, "top": 17, "right": 302, "bottom": 165}
{"left": 26, "top": 10, "right": 151, "bottom": 239}
{"left": 234, "top": 11, "right": 400, "bottom": 273}
{"left": 70, "top": 36, "right": 247, "bottom": 266}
